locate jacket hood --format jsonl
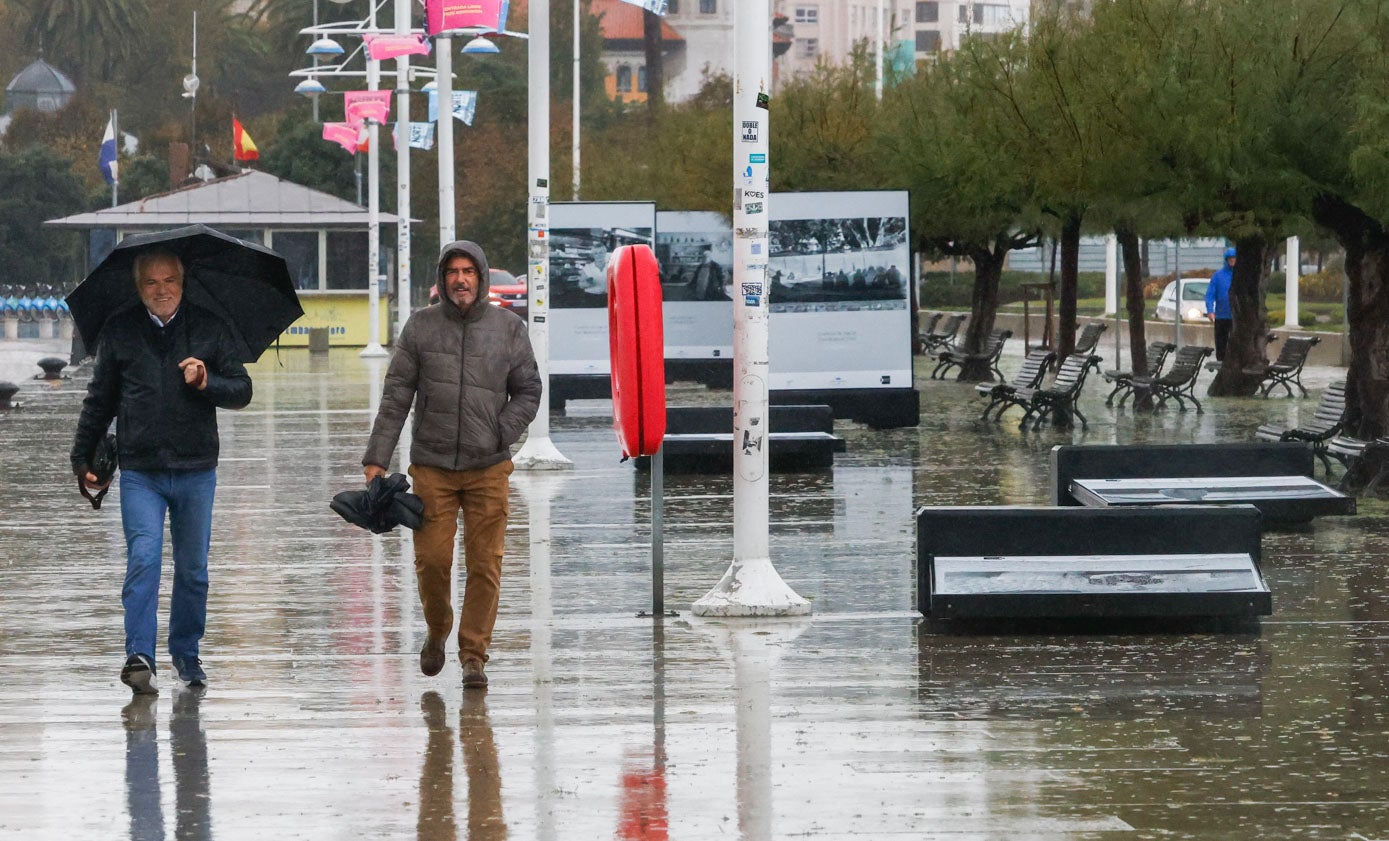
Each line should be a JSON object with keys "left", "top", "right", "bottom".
{"left": 437, "top": 240, "right": 491, "bottom": 316}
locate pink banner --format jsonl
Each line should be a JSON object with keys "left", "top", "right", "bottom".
{"left": 425, "top": 0, "right": 509, "bottom": 35}
{"left": 344, "top": 90, "right": 393, "bottom": 124}
{"left": 322, "top": 122, "right": 360, "bottom": 153}
{"left": 363, "top": 33, "right": 431, "bottom": 61}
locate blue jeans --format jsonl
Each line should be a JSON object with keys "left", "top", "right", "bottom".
{"left": 119, "top": 468, "right": 217, "bottom": 661}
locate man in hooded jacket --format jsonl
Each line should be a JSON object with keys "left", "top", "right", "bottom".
{"left": 363, "top": 241, "right": 541, "bottom": 689}
{"left": 1206, "top": 247, "right": 1236, "bottom": 361}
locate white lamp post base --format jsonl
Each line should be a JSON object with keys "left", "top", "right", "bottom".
{"left": 359, "top": 343, "right": 389, "bottom": 358}
{"left": 513, "top": 435, "right": 573, "bottom": 470}
{"left": 692, "top": 556, "right": 811, "bottom": 617}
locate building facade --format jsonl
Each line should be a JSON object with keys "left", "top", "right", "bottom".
{"left": 591, "top": 0, "right": 1032, "bottom": 104}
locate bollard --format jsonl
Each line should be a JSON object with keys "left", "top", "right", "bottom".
{"left": 40, "top": 319, "right": 56, "bottom": 339}
{"left": 308, "top": 326, "right": 330, "bottom": 355}
{"left": 0, "top": 381, "right": 18, "bottom": 409}
{"left": 59, "top": 319, "right": 73, "bottom": 341}
{"left": 35, "top": 357, "right": 67, "bottom": 380}
{"left": 4, "top": 319, "right": 16, "bottom": 341}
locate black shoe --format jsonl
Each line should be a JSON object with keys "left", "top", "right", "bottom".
{"left": 120, "top": 654, "right": 158, "bottom": 696}
{"left": 172, "top": 655, "right": 206, "bottom": 687}
{"left": 420, "top": 635, "right": 446, "bottom": 677}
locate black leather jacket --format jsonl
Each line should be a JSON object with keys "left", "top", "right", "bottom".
{"left": 71, "top": 302, "right": 252, "bottom": 474}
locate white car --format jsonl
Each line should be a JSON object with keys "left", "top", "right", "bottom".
{"left": 1155, "top": 278, "right": 1211, "bottom": 323}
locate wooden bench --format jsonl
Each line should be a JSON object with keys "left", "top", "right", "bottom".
{"left": 1258, "top": 335, "right": 1320, "bottom": 398}
{"left": 634, "top": 404, "right": 845, "bottom": 473}
{"left": 930, "top": 328, "right": 1011, "bottom": 380}
{"left": 1256, "top": 380, "right": 1346, "bottom": 475}
{"left": 1050, "top": 441, "right": 1356, "bottom": 525}
{"left": 914, "top": 312, "right": 943, "bottom": 354}
{"left": 918, "top": 313, "right": 966, "bottom": 354}
{"left": 916, "top": 505, "right": 1269, "bottom": 619}
{"left": 975, "top": 348, "right": 1055, "bottom": 421}
{"left": 1103, "top": 341, "right": 1176, "bottom": 407}
{"left": 1130, "top": 345, "right": 1212, "bottom": 413}
{"left": 990, "top": 353, "right": 1101, "bottom": 430}
{"left": 1326, "top": 434, "right": 1389, "bottom": 495}
{"left": 1073, "top": 321, "right": 1108, "bottom": 355}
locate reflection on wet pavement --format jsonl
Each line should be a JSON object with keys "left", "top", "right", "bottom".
{"left": 1, "top": 347, "right": 1388, "bottom": 839}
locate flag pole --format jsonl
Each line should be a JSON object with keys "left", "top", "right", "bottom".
{"left": 111, "top": 109, "right": 119, "bottom": 208}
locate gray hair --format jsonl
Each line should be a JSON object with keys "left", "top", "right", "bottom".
{"left": 132, "top": 249, "right": 185, "bottom": 284}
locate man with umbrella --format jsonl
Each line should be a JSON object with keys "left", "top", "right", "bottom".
{"left": 69, "top": 227, "right": 296, "bottom": 695}
{"left": 362, "top": 241, "right": 541, "bottom": 690}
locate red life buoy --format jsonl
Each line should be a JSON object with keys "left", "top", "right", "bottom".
{"left": 608, "top": 244, "right": 667, "bottom": 458}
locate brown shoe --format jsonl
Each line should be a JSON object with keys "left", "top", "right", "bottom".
{"left": 419, "top": 635, "right": 446, "bottom": 677}
{"left": 461, "top": 658, "right": 488, "bottom": 689}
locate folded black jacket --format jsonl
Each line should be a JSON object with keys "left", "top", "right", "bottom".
{"left": 71, "top": 302, "right": 252, "bottom": 474}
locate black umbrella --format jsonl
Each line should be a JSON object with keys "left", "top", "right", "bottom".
{"left": 66, "top": 224, "right": 304, "bottom": 363}
{"left": 331, "top": 473, "right": 425, "bottom": 534}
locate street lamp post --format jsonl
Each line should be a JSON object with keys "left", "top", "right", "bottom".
{"left": 514, "top": 0, "right": 573, "bottom": 470}
{"left": 436, "top": 37, "right": 455, "bottom": 247}
{"left": 361, "top": 52, "right": 388, "bottom": 357}
{"left": 395, "top": 0, "right": 412, "bottom": 337}
{"left": 692, "top": 0, "right": 809, "bottom": 617}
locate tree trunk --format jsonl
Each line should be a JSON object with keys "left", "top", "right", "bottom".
{"left": 642, "top": 11, "right": 664, "bottom": 116}
{"left": 1312, "top": 194, "right": 1389, "bottom": 494}
{"left": 1208, "top": 236, "right": 1272, "bottom": 396}
{"left": 956, "top": 246, "right": 1004, "bottom": 382}
{"left": 1055, "top": 211, "right": 1082, "bottom": 359}
{"left": 1117, "top": 225, "right": 1154, "bottom": 410}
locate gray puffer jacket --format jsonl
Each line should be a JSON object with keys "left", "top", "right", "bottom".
{"left": 363, "top": 240, "right": 541, "bottom": 472}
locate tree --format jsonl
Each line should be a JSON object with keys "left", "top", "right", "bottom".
{"left": 642, "top": 10, "right": 665, "bottom": 116}
{"left": 258, "top": 111, "right": 365, "bottom": 203}
{"left": 0, "top": 145, "right": 89, "bottom": 289}
{"left": 16, "top": 0, "right": 153, "bottom": 83}
{"left": 882, "top": 38, "right": 1041, "bottom": 381}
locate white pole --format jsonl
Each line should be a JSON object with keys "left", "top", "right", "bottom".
{"left": 514, "top": 0, "right": 573, "bottom": 470}
{"left": 1285, "top": 236, "right": 1300, "bottom": 328}
{"left": 111, "top": 109, "right": 119, "bottom": 208}
{"left": 361, "top": 54, "right": 388, "bottom": 357}
{"left": 1173, "top": 240, "right": 1182, "bottom": 349}
{"left": 1103, "top": 232, "right": 1118, "bottom": 316}
{"left": 437, "top": 36, "right": 456, "bottom": 247}
{"left": 395, "top": 0, "right": 412, "bottom": 340}
{"left": 693, "top": 0, "right": 809, "bottom": 618}
{"left": 874, "top": 0, "right": 884, "bottom": 100}
{"left": 572, "top": 0, "right": 581, "bottom": 199}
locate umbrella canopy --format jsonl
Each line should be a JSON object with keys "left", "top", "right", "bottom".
{"left": 67, "top": 224, "right": 304, "bottom": 363}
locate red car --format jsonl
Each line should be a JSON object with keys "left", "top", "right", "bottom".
{"left": 429, "top": 268, "right": 527, "bottom": 319}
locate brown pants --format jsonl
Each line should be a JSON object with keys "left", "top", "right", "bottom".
{"left": 409, "top": 460, "right": 513, "bottom": 663}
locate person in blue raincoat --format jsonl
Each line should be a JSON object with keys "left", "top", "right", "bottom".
{"left": 1206, "top": 247, "right": 1236, "bottom": 361}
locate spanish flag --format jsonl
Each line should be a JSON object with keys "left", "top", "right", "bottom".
{"left": 232, "top": 117, "right": 259, "bottom": 162}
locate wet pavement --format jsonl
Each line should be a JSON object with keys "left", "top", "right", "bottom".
{"left": 2, "top": 338, "right": 1388, "bottom": 840}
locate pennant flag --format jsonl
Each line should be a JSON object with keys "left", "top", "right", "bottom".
{"left": 428, "top": 90, "right": 478, "bottom": 126}
{"left": 232, "top": 117, "right": 260, "bottom": 162}
{"left": 345, "top": 90, "right": 393, "bottom": 124}
{"left": 98, "top": 115, "right": 118, "bottom": 184}
{"left": 363, "top": 33, "right": 431, "bottom": 61}
{"left": 322, "top": 122, "right": 360, "bottom": 153}
{"left": 407, "top": 122, "right": 436, "bottom": 150}
{"left": 618, "top": 0, "right": 668, "bottom": 12}
{"left": 357, "top": 124, "right": 371, "bottom": 153}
